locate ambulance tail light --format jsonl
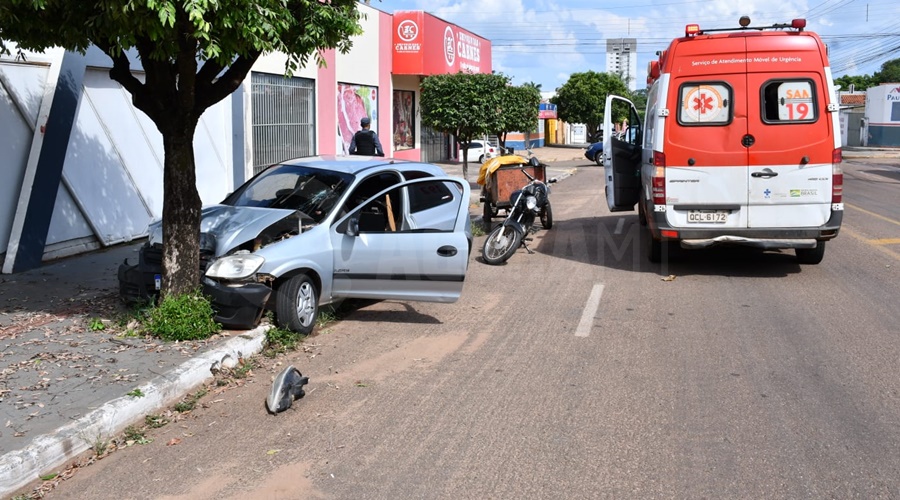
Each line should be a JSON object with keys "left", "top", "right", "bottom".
{"left": 832, "top": 148, "right": 843, "bottom": 203}
{"left": 652, "top": 152, "right": 666, "bottom": 205}
{"left": 685, "top": 24, "right": 700, "bottom": 37}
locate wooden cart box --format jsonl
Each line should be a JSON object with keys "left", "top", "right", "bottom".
{"left": 490, "top": 163, "right": 546, "bottom": 206}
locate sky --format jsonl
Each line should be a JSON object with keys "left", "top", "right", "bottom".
{"left": 376, "top": 0, "right": 900, "bottom": 92}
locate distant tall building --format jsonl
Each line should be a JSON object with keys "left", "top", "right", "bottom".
{"left": 606, "top": 38, "right": 638, "bottom": 91}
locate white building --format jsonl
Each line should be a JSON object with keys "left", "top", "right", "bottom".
{"left": 606, "top": 38, "right": 638, "bottom": 91}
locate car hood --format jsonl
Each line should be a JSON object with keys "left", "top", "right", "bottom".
{"left": 148, "top": 205, "right": 299, "bottom": 257}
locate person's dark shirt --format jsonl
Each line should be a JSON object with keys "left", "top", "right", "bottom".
{"left": 350, "top": 129, "right": 384, "bottom": 156}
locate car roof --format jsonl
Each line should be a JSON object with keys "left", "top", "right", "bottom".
{"left": 278, "top": 155, "right": 447, "bottom": 177}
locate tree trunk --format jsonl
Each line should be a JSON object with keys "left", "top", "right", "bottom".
{"left": 160, "top": 128, "right": 201, "bottom": 298}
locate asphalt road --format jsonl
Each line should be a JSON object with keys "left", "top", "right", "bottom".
{"left": 40, "top": 157, "right": 900, "bottom": 499}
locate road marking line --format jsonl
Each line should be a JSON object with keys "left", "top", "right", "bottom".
{"left": 845, "top": 203, "right": 900, "bottom": 228}
{"left": 840, "top": 226, "right": 900, "bottom": 261}
{"left": 575, "top": 284, "right": 605, "bottom": 337}
{"left": 614, "top": 218, "right": 625, "bottom": 235}
{"left": 870, "top": 238, "right": 900, "bottom": 245}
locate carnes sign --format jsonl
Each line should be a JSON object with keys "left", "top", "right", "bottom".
{"left": 392, "top": 11, "right": 492, "bottom": 76}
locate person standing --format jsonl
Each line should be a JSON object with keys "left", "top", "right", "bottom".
{"left": 349, "top": 117, "right": 385, "bottom": 156}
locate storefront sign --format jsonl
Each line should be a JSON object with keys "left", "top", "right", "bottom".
{"left": 539, "top": 103, "right": 557, "bottom": 119}
{"left": 393, "top": 11, "right": 492, "bottom": 76}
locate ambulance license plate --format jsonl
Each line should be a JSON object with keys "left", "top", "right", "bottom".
{"left": 687, "top": 210, "right": 728, "bottom": 223}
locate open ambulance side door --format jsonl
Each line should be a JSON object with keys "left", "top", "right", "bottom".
{"left": 603, "top": 95, "right": 643, "bottom": 212}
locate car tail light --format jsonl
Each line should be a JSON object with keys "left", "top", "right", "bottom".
{"left": 832, "top": 148, "right": 843, "bottom": 203}
{"left": 652, "top": 152, "right": 666, "bottom": 205}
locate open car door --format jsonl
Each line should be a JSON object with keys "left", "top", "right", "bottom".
{"left": 603, "top": 95, "right": 643, "bottom": 212}
{"left": 330, "top": 177, "right": 470, "bottom": 303}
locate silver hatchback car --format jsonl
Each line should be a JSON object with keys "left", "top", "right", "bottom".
{"left": 119, "top": 156, "right": 473, "bottom": 333}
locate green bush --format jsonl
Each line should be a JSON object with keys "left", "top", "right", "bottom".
{"left": 144, "top": 291, "right": 221, "bottom": 341}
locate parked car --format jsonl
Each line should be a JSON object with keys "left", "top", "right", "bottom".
{"left": 584, "top": 142, "right": 603, "bottom": 165}
{"left": 462, "top": 141, "right": 497, "bottom": 163}
{"left": 119, "top": 156, "right": 473, "bottom": 333}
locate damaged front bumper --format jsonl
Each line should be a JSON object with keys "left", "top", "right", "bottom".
{"left": 118, "top": 243, "right": 271, "bottom": 330}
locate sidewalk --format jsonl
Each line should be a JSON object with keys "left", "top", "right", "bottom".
{"left": 0, "top": 243, "right": 269, "bottom": 496}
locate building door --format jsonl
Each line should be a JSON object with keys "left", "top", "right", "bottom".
{"left": 421, "top": 126, "right": 450, "bottom": 163}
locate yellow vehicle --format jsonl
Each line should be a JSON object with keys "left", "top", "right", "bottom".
{"left": 477, "top": 152, "right": 549, "bottom": 228}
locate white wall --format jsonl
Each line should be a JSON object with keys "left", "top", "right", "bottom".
{"left": 1, "top": 45, "right": 233, "bottom": 267}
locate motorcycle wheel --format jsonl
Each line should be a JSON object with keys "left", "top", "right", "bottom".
{"left": 540, "top": 203, "right": 553, "bottom": 229}
{"left": 482, "top": 224, "right": 523, "bottom": 265}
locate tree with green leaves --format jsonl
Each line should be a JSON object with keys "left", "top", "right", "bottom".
{"left": 629, "top": 88, "right": 648, "bottom": 121}
{"left": 874, "top": 58, "right": 900, "bottom": 85}
{"left": 494, "top": 84, "right": 541, "bottom": 151}
{"left": 420, "top": 72, "right": 509, "bottom": 180}
{"left": 834, "top": 74, "right": 875, "bottom": 92}
{"left": 551, "top": 71, "right": 628, "bottom": 142}
{"left": 0, "top": 0, "right": 363, "bottom": 297}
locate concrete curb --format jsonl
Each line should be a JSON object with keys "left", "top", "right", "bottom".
{"left": 0, "top": 327, "right": 268, "bottom": 497}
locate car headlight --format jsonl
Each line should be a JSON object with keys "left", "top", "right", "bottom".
{"left": 525, "top": 195, "right": 537, "bottom": 210}
{"left": 206, "top": 253, "right": 265, "bottom": 279}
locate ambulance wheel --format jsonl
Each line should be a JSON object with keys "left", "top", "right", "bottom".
{"left": 643, "top": 227, "right": 663, "bottom": 263}
{"left": 638, "top": 196, "right": 648, "bottom": 226}
{"left": 796, "top": 241, "right": 826, "bottom": 265}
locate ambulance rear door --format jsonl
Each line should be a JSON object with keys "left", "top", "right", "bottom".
{"left": 744, "top": 35, "right": 835, "bottom": 228}
{"left": 663, "top": 37, "right": 750, "bottom": 230}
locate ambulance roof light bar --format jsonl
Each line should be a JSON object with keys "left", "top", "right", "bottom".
{"left": 685, "top": 17, "right": 807, "bottom": 36}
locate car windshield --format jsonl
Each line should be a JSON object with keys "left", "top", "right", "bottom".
{"left": 224, "top": 165, "right": 355, "bottom": 223}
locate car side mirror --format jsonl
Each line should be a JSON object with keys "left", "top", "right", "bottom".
{"left": 346, "top": 217, "right": 360, "bottom": 237}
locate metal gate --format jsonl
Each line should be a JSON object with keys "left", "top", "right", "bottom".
{"left": 251, "top": 72, "right": 315, "bottom": 174}
{"left": 420, "top": 125, "right": 450, "bottom": 163}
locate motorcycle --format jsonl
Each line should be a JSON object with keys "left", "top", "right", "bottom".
{"left": 482, "top": 157, "right": 556, "bottom": 265}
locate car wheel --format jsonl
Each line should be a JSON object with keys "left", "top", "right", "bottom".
{"left": 276, "top": 273, "right": 319, "bottom": 334}
{"left": 540, "top": 203, "right": 553, "bottom": 229}
{"left": 796, "top": 241, "right": 825, "bottom": 264}
{"left": 595, "top": 152, "right": 603, "bottom": 166}
{"left": 482, "top": 225, "right": 523, "bottom": 265}
{"left": 478, "top": 154, "right": 485, "bottom": 164}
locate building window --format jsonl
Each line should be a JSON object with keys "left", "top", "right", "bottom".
{"left": 251, "top": 73, "right": 315, "bottom": 174}
{"left": 393, "top": 90, "right": 415, "bottom": 150}
{"left": 891, "top": 102, "right": 900, "bottom": 122}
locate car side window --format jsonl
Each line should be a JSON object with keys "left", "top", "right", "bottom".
{"left": 339, "top": 172, "right": 401, "bottom": 216}
{"left": 337, "top": 179, "right": 462, "bottom": 234}
{"left": 402, "top": 171, "right": 455, "bottom": 214}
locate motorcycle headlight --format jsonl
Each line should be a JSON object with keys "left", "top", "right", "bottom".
{"left": 525, "top": 195, "right": 537, "bottom": 210}
{"left": 206, "top": 253, "right": 265, "bottom": 279}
